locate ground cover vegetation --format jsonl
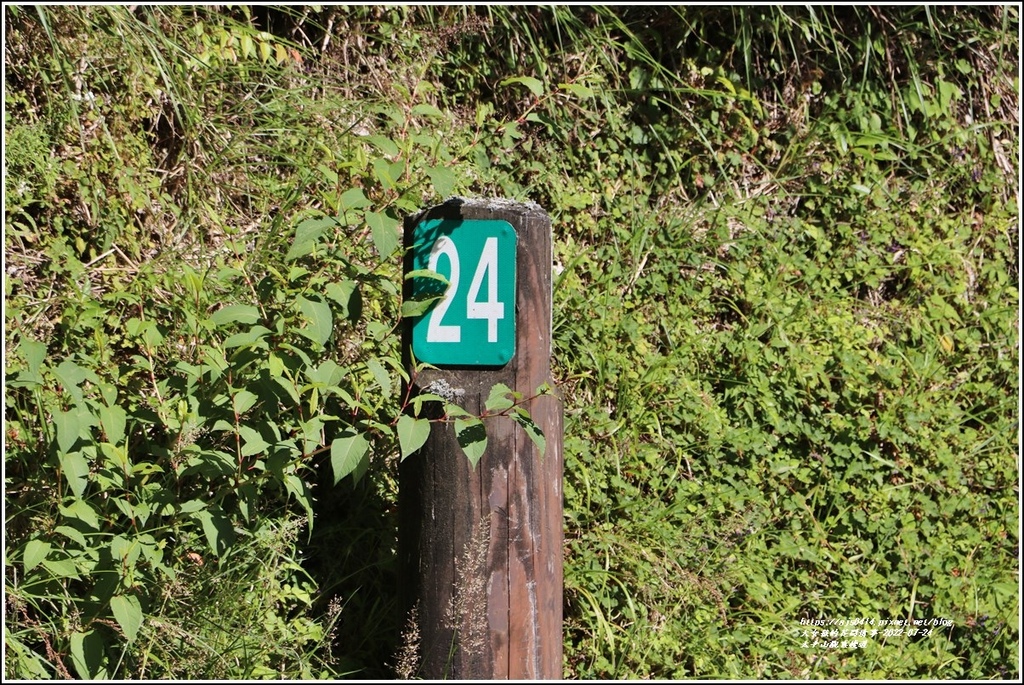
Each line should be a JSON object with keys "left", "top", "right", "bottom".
{"left": 4, "top": 4, "right": 1018, "bottom": 679}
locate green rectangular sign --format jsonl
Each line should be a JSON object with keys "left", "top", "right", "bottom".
{"left": 408, "top": 218, "right": 517, "bottom": 366}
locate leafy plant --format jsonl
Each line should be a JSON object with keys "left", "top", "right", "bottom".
{"left": 5, "top": 4, "right": 1018, "bottom": 680}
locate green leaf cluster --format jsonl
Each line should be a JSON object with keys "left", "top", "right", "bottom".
{"left": 5, "top": 3, "right": 1018, "bottom": 681}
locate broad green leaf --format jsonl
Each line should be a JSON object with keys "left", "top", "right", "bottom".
{"left": 130, "top": 458, "right": 161, "bottom": 475}
{"left": 366, "top": 358, "right": 392, "bottom": 394}
{"left": 223, "top": 325, "right": 271, "bottom": 349}
{"left": 99, "top": 442, "right": 130, "bottom": 472}
{"left": 404, "top": 267, "right": 449, "bottom": 317}
{"left": 325, "top": 280, "right": 361, "bottom": 322}
{"left": 366, "top": 210, "right": 399, "bottom": 258}
{"left": 287, "top": 264, "right": 310, "bottom": 282}
{"left": 305, "top": 359, "right": 344, "bottom": 387}
{"left": 236, "top": 482, "right": 256, "bottom": 524}
{"left": 366, "top": 134, "right": 400, "bottom": 156}
{"left": 54, "top": 525, "right": 88, "bottom": 548}
{"left": 300, "top": 416, "right": 324, "bottom": 455}
{"left": 485, "top": 383, "right": 517, "bottom": 413}
{"left": 411, "top": 103, "right": 445, "bottom": 118}
{"left": 111, "top": 497, "right": 136, "bottom": 523}
{"left": 98, "top": 404, "right": 127, "bottom": 444}
{"left": 110, "top": 594, "right": 143, "bottom": 643}
{"left": 53, "top": 360, "right": 89, "bottom": 400}
{"left": 511, "top": 408, "right": 546, "bottom": 458}
{"left": 372, "top": 158, "right": 397, "bottom": 190}
{"left": 296, "top": 295, "right": 333, "bottom": 347}
{"left": 183, "top": 448, "right": 235, "bottom": 478}
{"left": 210, "top": 304, "right": 260, "bottom": 327}
{"left": 404, "top": 268, "right": 450, "bottom": 284}
{"left": 111, "top": 535, "right": 141, "bottom": 568}
{"left": 274, "top": 375, "right": 302, "bottom": 405}
{"left": 239, "top": 32, "right": 254, "bottom": 58}
{"left": 390, "top": 160, "right": 405, "bottom": 184}
{"left": 397, "top": 415, "right": 431, "bottom": 460}
{"left": 58, "top": 450, "right": 90, "bottom": 498}
{"left": 232, "top": 389, "right": 258, "bottom": 415}
{"left": 196, "top": 508, "right": 235, "bottom": 556}
{"left": 330, "top": 430, "right": 369, "bottom": 484}
{"left": 445, "top": 403, "right": 471, "bottom": 418}
{"left": 97, "top": 382, "right": 116, "bottom": 407}
{"left": 238, "top": 426, "right": 270, "bottom": 457}
{"left": 178, "top": 499, "right": 207, "bottom": 514}
{"left": 349, "top": 449, "right": 371, "bottom": 484}
{"left": 401, "top": 296, "right": 443, "bottom": 318}
{"left": 20, "top": 336, "right": 47, "bottom": 376}
{"left": 201, "top": 344, "right": 228, "bottom": 378}
{"left": 559, "top": 82, "right": 594, "bottom": 98}
{"left": 23, "top": 539, "right": 50, "bottom": 572}
{"left": 42, "top": 558, "right": 81, "bottom": 580}
{"left": 144, "top": 320, "right": 166, "bottom": 349}
{"left": 54, "top": 409, "right": 82, "bottom": 453}
{"left": 69, "top": 630, "right": 106, "bottom": 679}
{"left": 60, "top": 499, "right": 100, "bottom": 530}
{"left": 7, "top": 368, "right": 42, "bottom": 389}
{"left": 338, "top": 187, "right": 371, "bottom": 215}
{"left": 455, "top": 416, "right": 487, "bottom": 468}
{"left": 286, "top": 216, "right": 336, "bottom": 261}
{"left": 500, "top": 75, "right": 544, "bottom": 97}
{"left": 268, "top": 351, "right": 285, "bottom": 378}
{"left": 427, "top": 165, "right": 456, "bottom": 197}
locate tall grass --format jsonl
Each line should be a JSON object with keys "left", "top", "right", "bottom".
{"left": 5, "top": 4, "right": 1018, "bottom": 679}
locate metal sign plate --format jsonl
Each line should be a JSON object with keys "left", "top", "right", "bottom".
{"left": 408, "top": 218, "right": 517, "bottom": 366}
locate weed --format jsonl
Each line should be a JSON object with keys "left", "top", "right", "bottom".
{"left": 4, "top": 4, "right": 1018, "bottom": 680}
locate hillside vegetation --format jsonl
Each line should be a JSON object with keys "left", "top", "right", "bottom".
{"left": 4, "top": 5, "right": 1019, "bottom": 679}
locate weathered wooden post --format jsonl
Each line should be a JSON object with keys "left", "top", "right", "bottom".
{"left": 399, "top": 198, "right": 563, "bottom": 679}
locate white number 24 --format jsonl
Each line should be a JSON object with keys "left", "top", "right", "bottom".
{"left": 426, "top": 236, "right": 505, "bottom": 343}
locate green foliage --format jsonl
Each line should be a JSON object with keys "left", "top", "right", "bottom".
{"left": 5, "top": 3, "right": 1018, "bottom": 680}
{"left": 3, "top": 4, "right": 533, "bottom": 678}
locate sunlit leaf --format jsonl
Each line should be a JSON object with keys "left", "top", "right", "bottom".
{"left": 22, "top": 539, "right": 50, "bottom": 572}
{"left": 110, "top": 594, "right": 143, "bottom": 643}
{"left": 210, "top": 304, "right": 260, "bottom": 327}
{"left": 455, "top": 416, "right": 487, "bottom": 468}
{"left": 366, "top": 210, "right": 399, "bottom": 258}
{"left": 58, "top": 450, "right": 90, "bottom": 498}
{"left": 485, "top": 383, "right": 517, "bottom": 413}
{"left": 511, "top": 408, "right": 546, "bottom": 458}
{"left": 331, "top": 430, "right": 369, "bottom": 484}
{"left": 500, "top": 75, "right": 544, "bottom": 97}
{"left": 54, "top": 409, "right": 82, "bottom": 454}
{"left": 296, "top": 295, "right": 333, "bottom": 347}
{"left": 397, "top": 414, "right": 431, "bottom": 460}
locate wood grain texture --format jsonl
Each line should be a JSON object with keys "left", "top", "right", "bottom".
{"left": 399, "top": 198, "right": 563, "bottom": 679}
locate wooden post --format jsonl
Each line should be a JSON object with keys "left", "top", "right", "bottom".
{"left": 399, "top": 198, "right": 563, "bottom": 679}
